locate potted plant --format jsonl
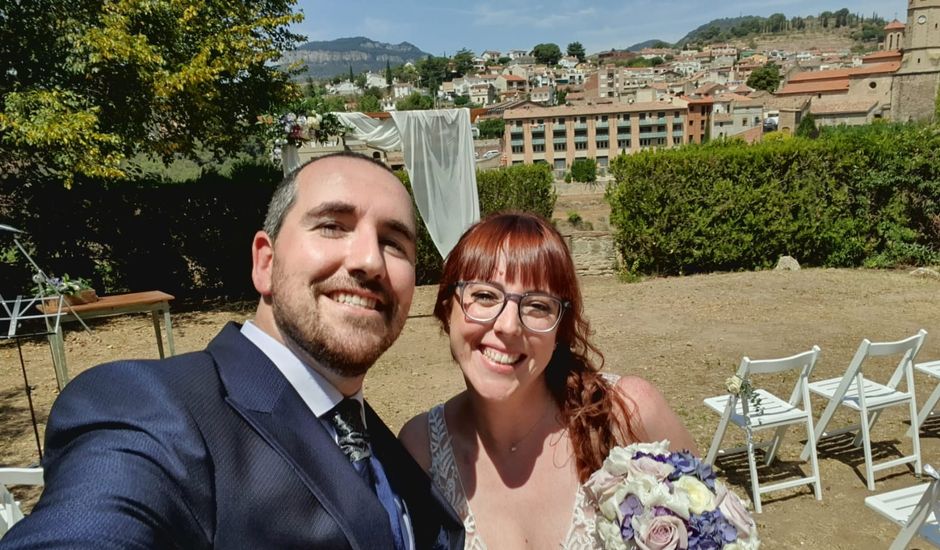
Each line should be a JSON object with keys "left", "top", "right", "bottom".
{"left": 34, "top": 274, "right": 99, "bottom": 306}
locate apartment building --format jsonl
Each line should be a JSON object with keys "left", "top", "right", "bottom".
{"left": 503, "top": 102, "right": 689, "bottom": 174}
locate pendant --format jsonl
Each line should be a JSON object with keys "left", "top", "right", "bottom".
{"left": 510, "top": 445, "right": 518, "bottom": 452}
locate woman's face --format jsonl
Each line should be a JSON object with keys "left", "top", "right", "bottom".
{"left": 448, "top": 256, "right": 560, "bottom": 402}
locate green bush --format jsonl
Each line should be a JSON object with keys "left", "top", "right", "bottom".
{"left": 606, "top": 123, "right": 940, "bottom": 276}
{"left": 570, "top": 158, "right": 597, "bottom": 183}
{"left": 1, "top": 161, "right": 557, "bottom": 298}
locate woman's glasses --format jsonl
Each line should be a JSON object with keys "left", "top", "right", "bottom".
{"left": 455, "top": 281, "right": 569, "bottom": 333}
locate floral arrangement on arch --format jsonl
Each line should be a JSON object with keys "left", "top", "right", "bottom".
{"left": 585, "top": 440, "right": 760, "bottom": 549}
{"left": 256, "top": 108, "right": 348, "bottom": 158}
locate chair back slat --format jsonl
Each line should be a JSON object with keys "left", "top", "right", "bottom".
{"left": 745, "top": 346, "right": 821, "bottom": 376}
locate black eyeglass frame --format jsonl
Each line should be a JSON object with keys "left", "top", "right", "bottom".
{"left": 453, "top": 280, "right": 571, "bottom": 333}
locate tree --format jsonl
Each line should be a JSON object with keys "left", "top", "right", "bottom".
{"left": 796, "top": 113, "right": 818, "bottom": 138}
{"left": 0, "top": 0, "right": 302, "bottom": 186}
{"left": 453, "top": 95, "right": 471, "bottom": 107}
{"left": 395, "top": 92, "right": 433, "bottom": 111}
{"left": 532, "top": 43, "right": 562, "bottom": 66}
{"left": 476, "top": 118, "right": 505, "bottom": 139}
{"left": 746, "top": 63, "right": 782, "bottom": 93}
{"left": 385, "top": 60, "right": 393, "bottom": 89}
{"left": 358, "top": 94, "right": 382, "bottom": 113}
{"left": 416, "top": 56, "right": 448, "bottom": 96}
{"left": 556, "top": 88, "right": 568, "bottom": 105}
{"left": 566, "top": 42, "right": 586, "bottom": 63}
{"left": 354, "top": 73, "right": 368, "bottom": 90}
{"left": 570, "top": 158, "right": 597, "bottom": 184}
{"left": 452, "top": 48, "right": 476, "bottom": 77}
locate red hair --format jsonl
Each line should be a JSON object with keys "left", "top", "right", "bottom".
{"left": 434, "top": 211, "right": 638, "bottom": 480}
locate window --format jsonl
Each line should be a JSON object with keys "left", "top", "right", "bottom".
{"left": 657, "top": 111, "right": 665, "bottom": 118}
{"left": 554, "top": 142, "right": 566, "bottom": 152}
{"left": 869, "top": 81, "right": 877, "bottom": 89}
{"left": 511, "top": 145, "right": 524, "bottom": 153}
{"left": 579, "top": 117, "right": 587, "bottom": 123}
{"left": 575, "top": 142, "right": 588, "bottom": 150}
{"left": 618, "top": 138, "right": 630, "bottom": 148}
{"left": 554, "top": 158, "right": 566, "bottom": 170}
{"left": 674, "top": 111, "right": 679, "bottom": 117}
{"left": 533, "top": 144, "right": 545, "bottom": 152}
{"left": 596, "top": 140, "right": 609, "bottom": 149}
{"left": 742, "top": 118, "right": 747, "bottom": 126}
{"left": 639, "top": 113, "right": 646, "bottom": 120}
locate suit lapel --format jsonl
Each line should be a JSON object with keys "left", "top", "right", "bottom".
{"left": 366, "top": 402, "right": 465, "bottom": 550}
{"left": 208, "top": 323, "right": 395, "bottom": 550}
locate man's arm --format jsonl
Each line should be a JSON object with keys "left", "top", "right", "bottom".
{"left": 3, "top": 361, "right": 212, "bottom": 549}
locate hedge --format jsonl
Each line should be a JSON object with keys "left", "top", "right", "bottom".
{"left": 606, "top": 123, "right": 940, "bottom": 276}
{"left": 0, "top": 161, "right": 556, "bottom": 299}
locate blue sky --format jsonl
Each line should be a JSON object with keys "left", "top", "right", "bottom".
{"left": 293, "top": 0, "right": 906, "bottom": 56}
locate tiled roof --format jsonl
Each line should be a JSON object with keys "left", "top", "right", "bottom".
{"left": 777, "top": 79, "right": 849, "bottom": 95}
{"left": 504, "top": 101, "right": 686, "bottom": 119}
{"left": 501, "top": 74, "right": 526, "bottom": 81}
{"left": 885, "top": 19, "right": 905, "bottom": 30}
{"left": 810, "top": 99, "right": 879, "bottom": 115}
{"left": 861, "top": 50, "right": 902, "bottom": 62}
{"left": 788, "top": 62, "right": 900, "bottom": 82}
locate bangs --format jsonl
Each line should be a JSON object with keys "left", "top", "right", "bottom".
{"left": 448, "top": 213, "right": 575, "bottom": 299}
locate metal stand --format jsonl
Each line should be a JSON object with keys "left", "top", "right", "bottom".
{"left": 1, "top": 294, "right": 65, "bottom": 462}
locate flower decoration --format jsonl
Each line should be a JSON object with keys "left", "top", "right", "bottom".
{"left": 585, "top": 440, "right": 760, "bottom": 549}
{"left": 33, "top": 273, "right": 93, "bottom": 297}
{"left": 725, "top": 375, "right": 763, "bottom": 415}
{"left": 256, "top": 109, "right": 349, "bottom": 159}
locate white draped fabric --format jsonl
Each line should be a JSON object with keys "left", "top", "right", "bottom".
{"left": 336, "top": 109, "right": 479, "bottom": 258}
{"left": 281, "top": 145, "right": 302, "bottom": 176}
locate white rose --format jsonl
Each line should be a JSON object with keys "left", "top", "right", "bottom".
{"left": 640, "top": 481, "right": 691, "bottom": 519}
{"left": 596, "top": 517, "right": 630, "bottom": 550}
{"left": 598, "top": 481, "right": 631, "bottom": 522}
{"left": 604, "top": 446, "right": 638, "bottom": 475}
{"left": 674, "top": 475, "right": 716, "bottom": 515}
{"left": 726, "top": 375, "right": 743, "bottom": 394}
{"left": 627, "top": 456, "right": 675, "bottom": 482}
{"left": 623, "top": 440, "right": 671, "bottom": 457}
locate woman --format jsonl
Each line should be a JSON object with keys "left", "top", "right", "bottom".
{"left": 399, "top": 212, "right": 696, "bottom": 549}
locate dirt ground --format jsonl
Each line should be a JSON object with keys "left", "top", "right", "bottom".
{"left": 3, "top": 267, "right": 939, "bottom": 548}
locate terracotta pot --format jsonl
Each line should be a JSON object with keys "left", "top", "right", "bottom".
{"left": 43, "top": 289, "right": 98, "bottom": 309}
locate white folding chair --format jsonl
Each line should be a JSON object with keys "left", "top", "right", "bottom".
{"left": 909, "top": 360, "right": 940, "bottom": 437}
{"left": 0, "top": 468, "right": 43, "bottom": 538}
{"left": 703, "top": 346, "right": 822, "bottom": 513}
{"left": 865, "top": 464, "right": 940, "bottom": 549}
{"left": 802, "top": 330, "right": 926, "bottom": 491}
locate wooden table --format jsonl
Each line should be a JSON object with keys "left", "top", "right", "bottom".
{"left": 40, "top": 291, "right": 176, "bottom": 388}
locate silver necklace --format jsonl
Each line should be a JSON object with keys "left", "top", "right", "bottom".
{"left": 508, "top": 405, "right": 556, "bottom": 452}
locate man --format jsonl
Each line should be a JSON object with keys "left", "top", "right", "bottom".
{"left": 2, "top": 153, "right": 464, "bottom": 549}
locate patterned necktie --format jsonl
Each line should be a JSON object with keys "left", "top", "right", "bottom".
{"left": 328, "top": 398, "right": 407, "bottom": 550}
{"left": 329, "top": 398, "right": 374, "bottom": 484}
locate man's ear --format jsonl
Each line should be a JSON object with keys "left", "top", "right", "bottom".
{"left": 251, "top": 230, "right": 275, "bottom": 296}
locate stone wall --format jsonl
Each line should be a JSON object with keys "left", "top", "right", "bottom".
{"left": 892, "top": 73, "right": 940, "bottom": 122}
{"left": 566, "top": 231, "right": 619, "bottom": 276}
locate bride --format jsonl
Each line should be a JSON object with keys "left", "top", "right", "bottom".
{"left": 400, "top": 212, "right": 697, "bottom": 549}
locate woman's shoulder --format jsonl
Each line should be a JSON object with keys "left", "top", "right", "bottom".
{"left": 399, "top": 410, "right": 433, "bottom": 472}
{"left": 607, "top": 373, "right": 699, "bottom": 454}
{"left": 398, "top": 398, "right": 459, "bottom": 472}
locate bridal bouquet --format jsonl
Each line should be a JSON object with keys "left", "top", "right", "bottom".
{"left": 585, "top": 441, "right": 759, "bottom": 549}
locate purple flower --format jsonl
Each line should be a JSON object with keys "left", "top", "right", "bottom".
{"left": 620, "top": 494, "right": 644, "bottom": 539}
{"left": 688, "top": 509, "right": 738, "bottom": 549}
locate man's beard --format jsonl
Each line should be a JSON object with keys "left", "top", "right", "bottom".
{"left": 270, "top": 266, "right": 405, "bottom": 378}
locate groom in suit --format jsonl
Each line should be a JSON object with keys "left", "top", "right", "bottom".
{"left": 2, "top": 152, "right": 464, "bottom": 549}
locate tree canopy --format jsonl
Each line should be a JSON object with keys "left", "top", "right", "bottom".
{"left": 0, "top": 0, "right": 304, "bottom": 186}
{"left": 746, "top": 63, "right": 782, "bottom": 93}
{"left": 566, "top": 42, "right": 586, "bottom": 63}
{"left": 532, "top": 43, "right": 562, "bottom": 66}
{"left": 452, "top": 49, "right": 476, "bottom": 77}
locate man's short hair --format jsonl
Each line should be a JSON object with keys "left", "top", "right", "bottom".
{"left": 263, "top": 152, "right": 400, "bottom": 240}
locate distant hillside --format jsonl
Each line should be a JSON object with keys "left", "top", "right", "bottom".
{"left": 626, "top": 39, "right": 671, "bottom": 51}
{"left": 279, "top": 36, "right": 431, "bottom": 79}
{"left": 676, "top": 10, "right": 887, "bottom": 48}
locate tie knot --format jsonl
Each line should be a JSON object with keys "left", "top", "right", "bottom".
{"left": 330, "top": 398, "right": 371, "bottom": 462}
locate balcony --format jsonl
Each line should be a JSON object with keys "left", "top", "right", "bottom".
{"left": 596, "top": 121, "right": 609, "bottom": 129}
{"left": 573, "top": 122, "right": 588, "bottom": 130}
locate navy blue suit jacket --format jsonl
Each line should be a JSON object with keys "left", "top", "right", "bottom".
{"left": 2, "top": 323, "right": 463, "bottom": 549}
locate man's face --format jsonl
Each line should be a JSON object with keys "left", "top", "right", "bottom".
{"left": 254, "top": 157, "right": 417, "bottom": 377}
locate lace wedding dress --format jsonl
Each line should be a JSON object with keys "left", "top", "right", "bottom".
{"left": 426, "top": 405, "right": 600, "bottom": 549}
